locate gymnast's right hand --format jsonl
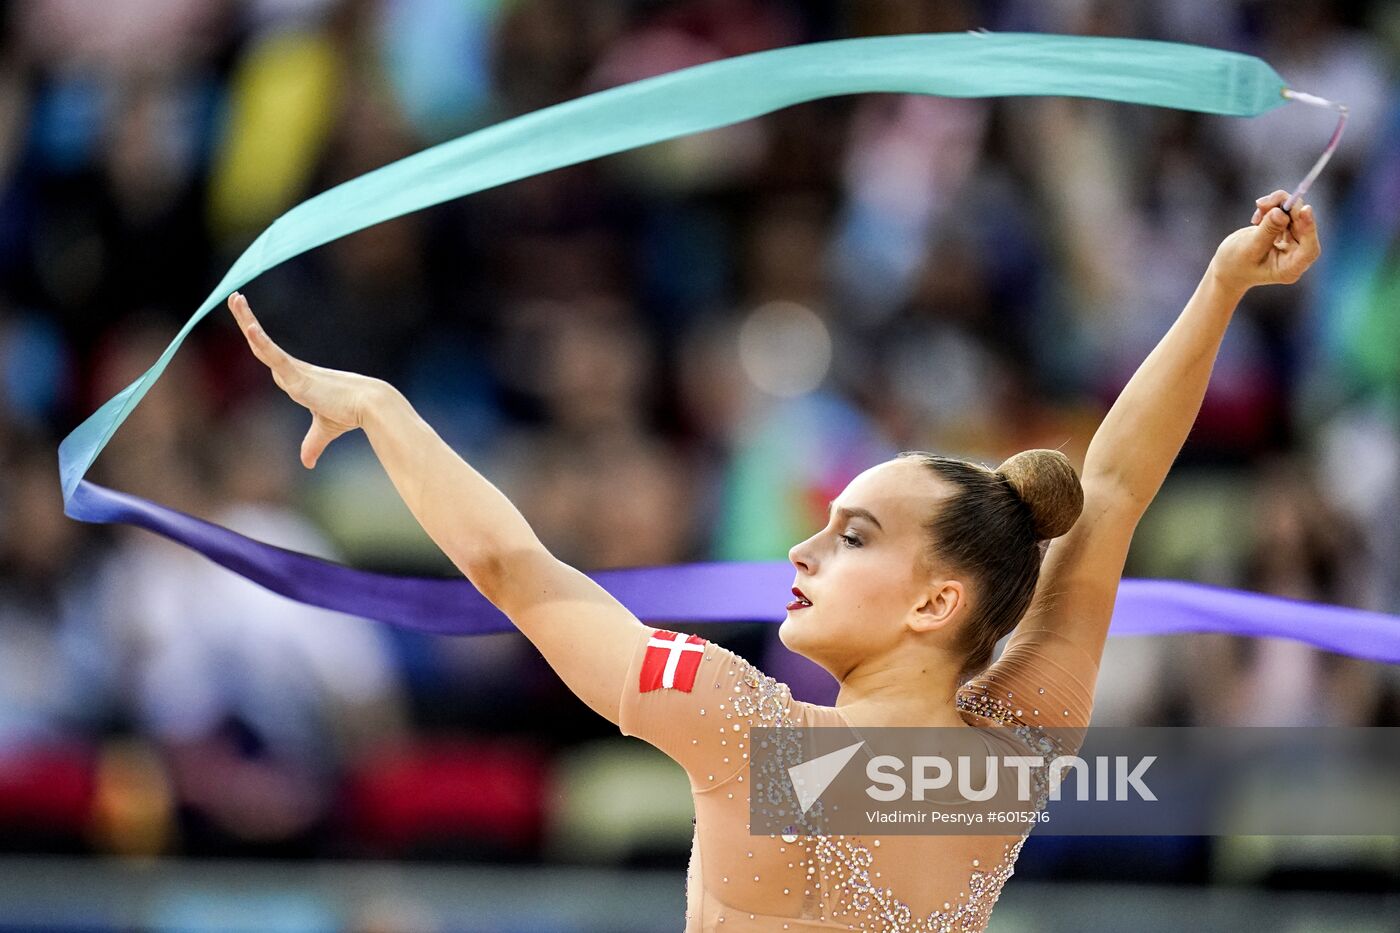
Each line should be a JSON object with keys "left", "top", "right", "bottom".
{"left": 228, "top": 291, "right": 388, "bottom": 469}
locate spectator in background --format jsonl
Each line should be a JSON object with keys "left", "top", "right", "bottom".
{"left": 1181, "top": 455, "right": 1388, "bottom": 727}
{"left": 0, "top": 0, "right": 1394, "bottom": 876}
{"left": 84, "top": 320, "right": 408, "bottom": 855}
{"left": 0, "top": 426, "right": 115, "bottom": 751}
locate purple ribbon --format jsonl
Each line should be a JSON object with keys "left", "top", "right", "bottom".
{"left": 68, "top": 478, "right": 1400, "bottom": 662}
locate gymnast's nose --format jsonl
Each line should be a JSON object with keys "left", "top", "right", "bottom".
{"left": 789, "top": 537, "right": 815, "bottom": 575}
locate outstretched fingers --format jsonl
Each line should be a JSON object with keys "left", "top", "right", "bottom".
{"left": 228, "top": 292, "right": 304, "bottom": 389}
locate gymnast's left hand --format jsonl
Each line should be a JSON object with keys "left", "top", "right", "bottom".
{"left": 228, "top": 291, "right": 389, "bottom": 469}
{"left": 1208, "top": 189, "right": 1321, "bottom": 294}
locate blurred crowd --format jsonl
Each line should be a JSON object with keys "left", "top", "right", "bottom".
{"left": 0, "top": 0, "right": 1398, "bottom": 893}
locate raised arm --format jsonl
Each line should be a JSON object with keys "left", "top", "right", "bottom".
{"left": 227, "top": 292, "right": 645, "bottom": 728}
{"left": 969, "top": 193, "right": 1322, "bottom": 724}
{"left": 1082, "top": 191, "right": 1321, "bottom": 504}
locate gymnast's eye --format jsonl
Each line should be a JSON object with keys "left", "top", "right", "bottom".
{"left": 839, "top": 533, "right": 862, "bottom": 549}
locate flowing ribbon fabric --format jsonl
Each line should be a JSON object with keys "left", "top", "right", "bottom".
{"left": 56, "top": 32, "right": 1400, "bottom": 663}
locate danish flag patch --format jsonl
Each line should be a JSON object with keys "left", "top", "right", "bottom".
{"left": 640, "top": 629, "right": 709, "bottom": 693}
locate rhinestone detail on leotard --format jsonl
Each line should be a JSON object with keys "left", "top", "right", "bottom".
{"left": 699, "top": 651, "right": 1042, "bottom": 932}
{"left": 810, "top": 832, "right": 1029, "bottom": 932}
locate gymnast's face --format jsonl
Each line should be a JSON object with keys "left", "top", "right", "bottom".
{"left": 782, "top": 458, "right": 968, "bottom": 678}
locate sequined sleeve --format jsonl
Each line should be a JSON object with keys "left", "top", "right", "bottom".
{"left": 617, "top": 626, "right": 794, "bottom": 791}
{"left": 956, "top": 626, "right": 1099, "bottom": 738}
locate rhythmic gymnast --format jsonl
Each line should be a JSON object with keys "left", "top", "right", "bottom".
{"left": 228, "top": 189, "right": 1319, "bottom": 931}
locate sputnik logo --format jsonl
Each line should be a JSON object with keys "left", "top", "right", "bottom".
{"left": 788, "top": 741, "right": 866, "bottom": 814}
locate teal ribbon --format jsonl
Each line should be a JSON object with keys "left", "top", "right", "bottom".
{"left": 60, "top": 33, "right": 1397, "bottom": 664}
{"left": 59, "top": 32, "right": 1290, "bottom": 496}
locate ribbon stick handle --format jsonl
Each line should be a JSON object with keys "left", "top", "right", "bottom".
{"left": 1279, "top": 87, "right": 1349, "bottom": 213}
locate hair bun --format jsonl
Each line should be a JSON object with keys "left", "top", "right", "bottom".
{"left": 996, "top": 449, "right": 1084, "bottom": 540}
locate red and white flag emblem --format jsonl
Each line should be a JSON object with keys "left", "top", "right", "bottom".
{"left": 640, "top": 630, "right": 708, "bottom": 693}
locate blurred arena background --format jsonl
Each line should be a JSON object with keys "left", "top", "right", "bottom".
{"left": 0, "top": 0, "right": 1398, "bottom": 930}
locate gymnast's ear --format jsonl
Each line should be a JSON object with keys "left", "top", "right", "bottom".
{"left": 908, "top": 578, "right": 965, "bottom": 634}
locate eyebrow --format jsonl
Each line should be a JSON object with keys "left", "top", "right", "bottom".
{"left": 827, "top": 499, "right": 884, "bottom": 532}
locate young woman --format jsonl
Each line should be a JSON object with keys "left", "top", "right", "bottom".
{"left": 228, "top": 189, "right": 1320, "bottom": 931}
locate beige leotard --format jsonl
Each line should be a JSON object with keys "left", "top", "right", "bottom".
{"left": 618, "top": 626, "right": 1099, "bottom": 932}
